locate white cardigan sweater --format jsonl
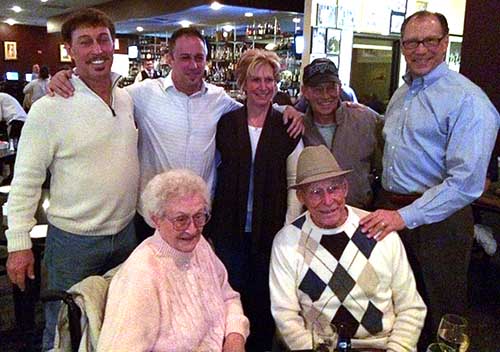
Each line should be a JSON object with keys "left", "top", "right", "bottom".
{"left": 6, "top": 74, "right": 139, "bottom": 252}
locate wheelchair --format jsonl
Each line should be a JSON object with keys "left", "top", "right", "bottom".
{"left": 40, "top": 265, "right": 120, "bottom": 352}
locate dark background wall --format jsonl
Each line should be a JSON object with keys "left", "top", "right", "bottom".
{"left": 461, "top": 0, "right": 500, "bottom": 180}
{"left": 0, "top": 23, "right": 133, "bottom": 78}
{"left": 0, "top": 24, "right": 61, "bottom": 77}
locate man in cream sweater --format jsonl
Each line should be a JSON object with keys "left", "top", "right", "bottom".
{"left": 270, "top": 146, "right": 426, "bottom": 351}
{"left": 5, "top": 9, "right": 139, "bottom": 351}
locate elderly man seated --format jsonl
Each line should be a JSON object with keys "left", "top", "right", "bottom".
{"left": 269, "top": 145, "right": 426, "bottom": 351}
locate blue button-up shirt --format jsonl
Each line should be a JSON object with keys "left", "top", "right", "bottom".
{"left": 382, "top": 62, "right": 500, "bottom": 228}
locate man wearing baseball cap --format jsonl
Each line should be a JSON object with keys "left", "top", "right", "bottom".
{"left": 269, "top": 145, "right": 426, "bottom": 351}
{"left": 301, "top": 58, "right": 383, "bottom": 210}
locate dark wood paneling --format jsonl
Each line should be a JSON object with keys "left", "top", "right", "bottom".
{"left": 461, "top": 1, "right": 500, "bottom": 111}
{"left": 0, "top": 24, "right": 136, "bottom": 79}
{"left": 461, "top": 1, "right": 500, "bottom": 180}
{"left": 0, "top": 24, "right": 62, "bottom": 77}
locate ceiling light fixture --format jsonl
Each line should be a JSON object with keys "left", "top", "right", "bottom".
{"left": 136, "top": 26, "right": 144, "bottom": 32}
{"left": 210, "top": 2, "right": 223, "bottom": 10}
{"left": 40, "top": 0, "right": 48, "bottom": 2}
{"left": 12, "top": 6, "right": 22, "bottom": 13}
{"left": 5, "top": 18, "right": 17, "bottom": 26}
{"left": 244, "top": 12, "right": 253, "bottom": 17}
{"left": 179, "top": 20, "right": 191, "bottom": 28}
{"left": 292, "top": 17, "right": 301, "bottom": 23}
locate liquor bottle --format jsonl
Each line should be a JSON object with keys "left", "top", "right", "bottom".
{"left": 257, "top": 24, "right": 264, "bottom": 36}
{"left": 336, "top": 323, "right": 351, "bottom": 352}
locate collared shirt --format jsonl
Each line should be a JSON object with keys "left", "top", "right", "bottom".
{"left": 0, "top": 92, "right": 27, "bottom": 123}
{"left": 383, "top": 62, "right": 500, "bottom": 228}
{"left": 303, "top": 103, "right": 383, "bottom": 209}
{"left": 126, "top": 74, "right": 241, "bottom": 216}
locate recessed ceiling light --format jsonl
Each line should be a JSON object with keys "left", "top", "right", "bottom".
{"left": 292, "top": 17, "right": 301, "bottom": 24}
{"left": 136, "top": 26, "right": 144, "bottom": 32}
{"left": 244, "top": 12, "right": 253, "bottom": 17}
{"left": 210, "top": 2, "right": 223, "bottom": 10}
{"left": 179, "top": 20, "right": 191, "bottom": 28}
{"left": 12, "top": 6, "right": 22, "bottom": 13}
{"left": 5, "top": 18, "right": 17, "bottom": 26}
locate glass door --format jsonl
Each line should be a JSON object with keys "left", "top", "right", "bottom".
{"left": 349, "top": 36, "right": 400, "bottom": 114}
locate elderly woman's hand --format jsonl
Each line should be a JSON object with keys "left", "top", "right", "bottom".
{"left": 222, "top": 333, "right": 245, "bottom": 352}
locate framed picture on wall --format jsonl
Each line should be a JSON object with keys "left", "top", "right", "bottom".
{"left": 59, "top": 44, "right": 72, "bottom": 62}
{"left": 326, "top": 28, "right": 341, "bottom": 55}
{"left": 447, "top": 35, "right": 462, "bottom": 72}
{"left": 390, "top": 11, "right": 406, "bottom": 34}
{"left": 310, "top": 26, "right": 326, "bottom": 54}
{"left": 326, "top": 55, "right": 339, "bottom": 69}
{"left": 310, "top": 53, "right": 327, "bottom": 62}
{"left": 4, "top": 41, "right": 17, "bottom": 60}
{"left": 390, "top": 0, "right": 408, "bottom": 13}
{"left": 317, "top": 3, "right": 337, "bottom": 27}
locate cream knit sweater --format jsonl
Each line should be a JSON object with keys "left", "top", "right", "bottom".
{"left": 6, "top": 74, "right": 139, "bottom": 252}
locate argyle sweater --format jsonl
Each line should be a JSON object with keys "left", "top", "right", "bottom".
{"left": 270, "top": 206, "right": 426, "bottom": 352}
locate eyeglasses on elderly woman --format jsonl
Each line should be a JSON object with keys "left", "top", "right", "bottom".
{"left": 166, "top": 211, "right": 211, "bottom": 231}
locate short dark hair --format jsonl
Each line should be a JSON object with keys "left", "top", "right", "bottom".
{"left": 39, "top": 66, "right": 50, "bottom": 80}
{"left": 401, "top": 11, "right": 449, "bottom": 38}
{"left": 61, "top": 8, "right": 115, "bottom": 44}
{"left": 169, "top": 27, "right": 206, "bottom": 54}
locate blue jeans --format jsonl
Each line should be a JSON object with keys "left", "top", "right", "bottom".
{"left": 42, "top": 220, "right": 137, "bottom": 351}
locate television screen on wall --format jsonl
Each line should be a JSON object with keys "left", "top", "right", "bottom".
{"left": 128, "top": 45, "right": 138, "bottom": 59}
{"left": 6, "top": 72, "right": 19, "bottom": 80}
{"left": 294, "top": 35, "right": 304, "bottom": 55}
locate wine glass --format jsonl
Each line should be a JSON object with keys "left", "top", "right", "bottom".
{"left": 426, "top": 342, "right": 455, "bottom": 352}
{"left": 437, "top": 314, "right": 470, "bottom": 352}
{"left": 312, "top": 322, "right": 337, "bottom": 352}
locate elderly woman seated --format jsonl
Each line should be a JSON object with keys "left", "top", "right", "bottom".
{"left": 97, "top": 169, "right": 249, "bottom": 351}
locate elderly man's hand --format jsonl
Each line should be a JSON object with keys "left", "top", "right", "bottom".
{"left": 282, "top": 106, "right": 304, "bottom": 138}
{"left": 359, "top": 209, "right": 406, "bottom": 241}
{"left": 47, "top": 69, "right": 75, "bottom": 98}
{"left": 6, "top": 249, "right": 35, "bottom": 291}
{"left": 222, "top": 333, "right": 245, "bottom": 352}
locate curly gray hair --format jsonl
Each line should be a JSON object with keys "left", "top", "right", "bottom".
{"left": 141, "top": 169, "right": 210, "bottom": 223}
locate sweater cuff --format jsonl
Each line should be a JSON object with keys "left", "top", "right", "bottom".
{"left": 6, "top": 232, "right": 32, "bottom": 252}
{"left": 225, "top": 315, "right": 250, "bottom": 340}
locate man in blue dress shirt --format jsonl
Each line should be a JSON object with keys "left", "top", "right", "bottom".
{"left": 359, "top": 10, "right": 499, "bottom": 348}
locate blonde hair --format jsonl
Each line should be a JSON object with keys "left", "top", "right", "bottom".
{"left": 141, "top": 169, "right": 210, "bottom": 223}
{"left": 235, "top": 49, "right": 281, "bottom": 89}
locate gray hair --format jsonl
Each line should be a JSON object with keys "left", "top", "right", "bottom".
{"left": 141, "top": 169, "right": 210, "bottom": 223}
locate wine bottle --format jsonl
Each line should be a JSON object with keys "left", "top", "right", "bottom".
{"left": 336, "top": 323, "right": 351, "bottom": 352}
